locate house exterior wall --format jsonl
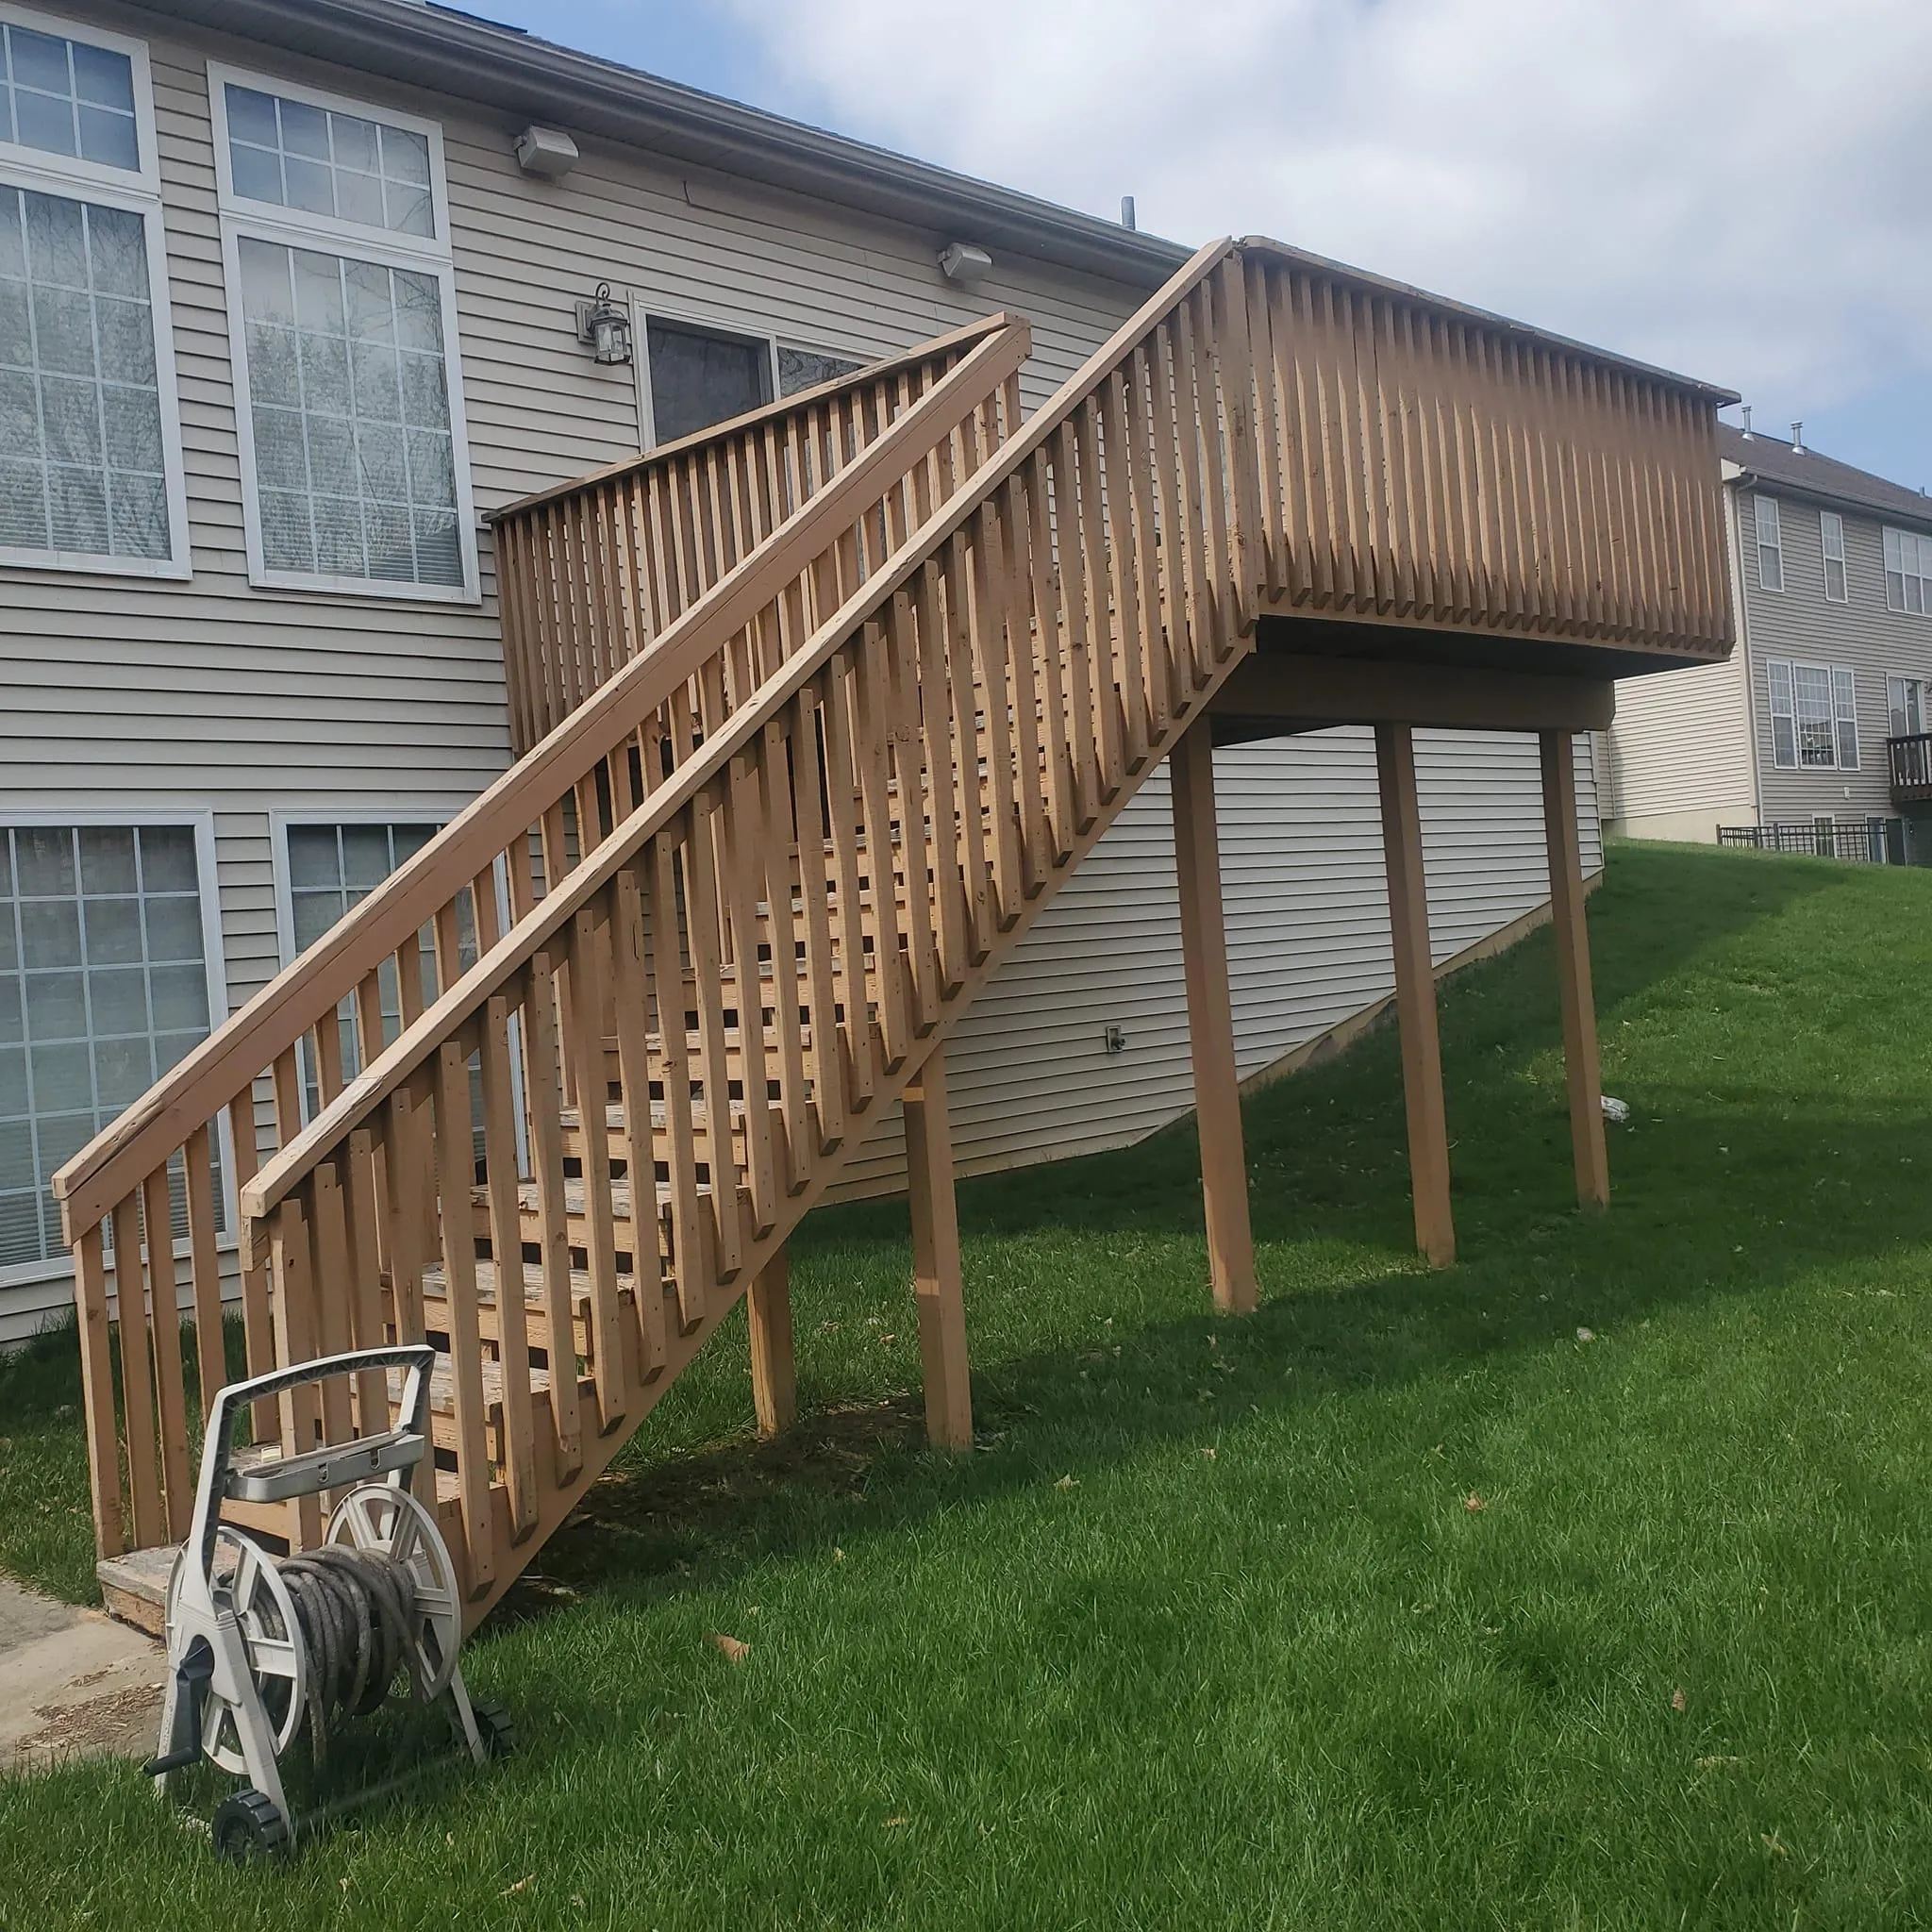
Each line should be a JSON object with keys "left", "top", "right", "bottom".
{"left": 1733, "top": 485, "right": 1932, "bottom": 825}
{"left": 0, "top": 0, "right": 1603, "bottom": 1338}
{"left": 1598, "top": 646, "right": 1753, "bottom": 842}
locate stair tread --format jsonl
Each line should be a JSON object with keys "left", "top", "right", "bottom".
{"left": 421, "top": 1254, "right": 640, "bottom": 1305}
{"left": 385, "top": 1357, "right": 551, "bottom": 1411}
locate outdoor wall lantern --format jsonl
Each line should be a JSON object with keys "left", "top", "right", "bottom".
{"left": 576, "top": 283, "right": 634, "bottom": 365}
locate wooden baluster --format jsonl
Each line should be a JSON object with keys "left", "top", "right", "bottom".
{"left": 1541, "top": 730, "right": 1610, "bottom": 1211}
{"left": 909, "top": 571, "right": 968, "bottom": 996}
{"left": 989, "top": 476, "right": 1048, "bottom": 898}
{"left": 267, "top": 1193, "right": 323, "bottom": 1549}
{"left": 1125, "top": 342, "right": 1174, "bottom": 738}
{"left": 1168, "top": 300, "right": 1218, "bottom": 674}
{"left": 183, "top": 1123, "right": 225, "bottom": 1421}
{"left": 478, "top": 994, "right": 541, "bottom": 1537}
{"left": 608, "top": 862, "right": 670, "bottom": 1373}
{"left": 1184, "top": 288, "right": 1236, "bottom": 654}
{"left": 1071, "top": 409, "right": 1123, "bottom": 799}
{"left": 73, "top": 1224, "right": 125, "bottom": 1557}
{"left": 562, "top": 908, "right": 629, "bottom": 1431}
{"left": 225, "top": 1093, "right": 277, "bottom": 1437}
{"left": 968, "top": 503, "right": 1024, "bottom": 925}
{"left": 939, "top": 540, "right": 992, "bottom": 962}
{"left": 1058, "top": 415, "right": 1105, "bottom": 808}
{"left": 432, "top": 1041, "right": 496, "bottom": 1596}
{"left": 1098, "top": 366, "right": 1151, "bottom": 771}
{"left": 1147, "top": 320, "right": 1202, "bottom": 703}
{"left": 681, "top": 787, "right": 747, "bottom": 1280}
{"left": 755, "top": 719, "right": 812, "bottom": 1190}
{"left": 849, "top": 621, "right": 913, "bottom": 1065}
{"left": 879, "top": 591, "right": 944, "bottom": 1031}
{"left": 524, "top": 951, "right": 584, "bottom": 1474}
{"left": 788, "top": 684, "right": 847, "bottom": 1155}
{"left": 816, "top": 653, "right": 877, "bottom": 1112}
{"left": 341, "top": 1126, "right": 388, "bottom": 1431}
{"left": 307, "top": 1158, "right": 356, "bottom": 1457}
{"left": 1245, "top": 258, "right": 1287, "bottom": 605}
{"left": 1023, "top": 452, "right": 1079, "bottom": 853}
{"left": 722, "top": 751, "right": 780, "bottom": 1232}
{"left": 106, "top": 1192, "right": 165, "bottom": 1549}
{"left": 138, "top": 1165, "right": 192, "bottom": 1540}
{"left": 643, "top": 834, "right": 706, "bottom": 1330}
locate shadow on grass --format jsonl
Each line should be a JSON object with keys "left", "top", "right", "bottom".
{"left": 494, "top": 842, "right": 1932, "bottom": 1671}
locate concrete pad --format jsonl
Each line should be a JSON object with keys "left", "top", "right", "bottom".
{"left": 0, "top": 1575, "right": 164, "bottom": 1774}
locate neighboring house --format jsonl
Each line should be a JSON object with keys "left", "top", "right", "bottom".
{"left": 0, "top": 0, "right": 1634, "bottom": 1343}
{"left": 1602, "top": 424, "right": 1932, "bottom": 860}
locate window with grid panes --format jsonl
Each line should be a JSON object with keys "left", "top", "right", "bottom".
{"left": 1821, "top": 511, "right": 1847, "bottom": 603}
{"left": 0, "top": 824, "right": 218, "bottom": 1273}
{"left": 1884, "top": 525, "right": 1932, "bottom": 616}
{"left": 214, "top": 68, "right": 475, "bottom": 598}
{"left": 0, "top": 10, "right": 184, "bottom": 574}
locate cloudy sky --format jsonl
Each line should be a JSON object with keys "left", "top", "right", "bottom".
{"left": 478, "top": 0, "right": 1932, "bottom": 490}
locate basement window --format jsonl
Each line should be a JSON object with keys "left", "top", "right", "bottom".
{"left": 0, "top": 822, "right": 222, "bottom": 1275}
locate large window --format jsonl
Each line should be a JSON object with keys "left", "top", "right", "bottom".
{"left": 0, "top": 822, "right": 220, "bottom": 1274}
{"left": 211, "top": 65, "right": 477, "bottom": 601}
{"left": 1755, "top": 494, "right": 1783, "bottom": 592}
{"left": 1768, "top": 658, "right": 1857, "bottom": 771}
{"left": 1883, "top": 525, "right": 1932, "bottom": 616}
{"left": 638, "top": 307, "right": 865, "bottom": 446}
{"left": 1821, "top": 510, "right": 1847, "bottom": 603}
{"left": 0, "top": 7, "right": 186, "bottom": 577}
{"left": 1889, "top": 675, "right": 1930, "bottom": 739}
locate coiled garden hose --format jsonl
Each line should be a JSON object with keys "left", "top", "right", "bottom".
{"left": 272, "top": 1547, "right": 428, "bottom": 1758}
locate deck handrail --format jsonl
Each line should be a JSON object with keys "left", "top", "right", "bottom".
{"left": 52, "top": 320, "right": 1031, "bottom": 1242}
{"left": 242, "top": 240, "right": 1245, "bottom": 1224}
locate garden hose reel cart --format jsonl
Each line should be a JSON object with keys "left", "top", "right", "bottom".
{"left": 146, "top": 1346, "right": 511, "bottom": 1858}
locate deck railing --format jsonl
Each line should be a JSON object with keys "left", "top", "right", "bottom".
{"left": 50, "top": 315, "right": 1033, "bottom": 1561}
{"left": 491, "top": 317, "right": 1020, "bottom": 755}
{"left": 1888, "top": 731, "right": 1932, "bottom": 804}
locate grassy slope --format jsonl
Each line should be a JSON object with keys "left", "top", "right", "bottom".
{"left": 3, "top": 840, "right": 1930, "bottom": 1928}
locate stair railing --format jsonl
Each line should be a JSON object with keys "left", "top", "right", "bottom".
{"left": 50, "top": 316, "right": 1035, "bottom": 1562}
{"left": 493, "top": 315, "right": 1023, "bottom": 751}
{"left": 238, "top": 237, "right": 1262, "bottom": 1610}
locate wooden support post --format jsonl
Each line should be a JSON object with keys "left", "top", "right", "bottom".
{"left": 1540, "top": 729, "right": 1610, "bottom": 1210}
{"left": 1374, "top": 724, "right": 1456, "bottom": 1268}
{"left": 747, "top": 1244, "right": 797, "bottom": 1438}
{"left": 1169, "top": 718, "right": 1258, "bottom": 1314}
{"left": 903, "top": 1043, "right": 972, "bottom": 1452}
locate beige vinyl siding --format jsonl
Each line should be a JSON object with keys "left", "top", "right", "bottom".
{"left": 831, "top": 731, "right": 1603, "bottom": 1196}
{"left": 1602, "top": 649, "right": 1753, "bottom": 841}
{"left": 1737, "top": 488, "right": 1932, "bottom": 824}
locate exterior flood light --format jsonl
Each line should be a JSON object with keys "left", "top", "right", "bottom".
{"left": 938, "top": 241, "right": 992, "bottom": 284}
{"left": 576, "top": 283, "right": 634, "bottom": 366}
{"left": 514, "top": 125, "right": 579, "bottom": 179}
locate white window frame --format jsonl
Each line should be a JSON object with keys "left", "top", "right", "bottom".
{"left": 1883, "top": 525, "right": 1932, "bottom": 618}
{"left": 1820, "top": 510, "right": 1847, "bottom": 603}
{"left": 1888, "top": 675, "right": 1930, "bottom": 739}
{"left": 208, "top": 61, "right": 480, "bottom": 604}
{"left": 0, "top": 807, "right": 230, "bottom": 1291}
{"left": 1766, "top": 658, "right": 1857, "bottom": 771}
{"left": 631, "top": 298, "right": 867, "bottom": 449}
{"left": 1754, "top": 493, "right": 1783, "bottom": 592}
{"left": 0, "top": 4, "right": 190, "bottom": 580}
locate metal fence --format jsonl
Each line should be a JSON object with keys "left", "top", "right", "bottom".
{"left": 1718, "top": 819, "right": 1908, "bottom": 864}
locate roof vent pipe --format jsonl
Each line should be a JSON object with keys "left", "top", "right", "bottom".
{"left": 1121, "top": 195, "right": 1136, "bottom": 231}
{"left": 1790, "top": 421, "right": 1805, "bottom": 454}
{"left": 1739, "top": 405, "right": 1753, "bottom": 440}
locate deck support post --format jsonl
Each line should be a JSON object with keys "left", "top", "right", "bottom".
{"left": 1540, "top": 730, "right": 1610, "bottom": 1210}
{"left": 904, "top": 1042, "right": 972, "bottom": 1452}
{"left": 1374, "top": 723, "right": 1456, "bottom": 1268}
{"left": 1170, "top": 718, "right": 1258, "bottom": 1314}
{"left": 747, "top": 1242, "right": 797, "bottom": 1437}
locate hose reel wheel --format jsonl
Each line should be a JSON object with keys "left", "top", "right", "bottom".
{"left": 165, "top": 1527, "right": 306, "bottom": 1775}
{"left": 325, "top": 1482, "right": 462, "bottom": 1701}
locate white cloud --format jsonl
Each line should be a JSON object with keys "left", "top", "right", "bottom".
{"left": 729, "top": 0, "right": 1932, "bottom": 446}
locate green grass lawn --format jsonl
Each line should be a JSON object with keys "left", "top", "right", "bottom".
{"left": 5, "top": 838, "right": 1932, "bottom": 1928}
